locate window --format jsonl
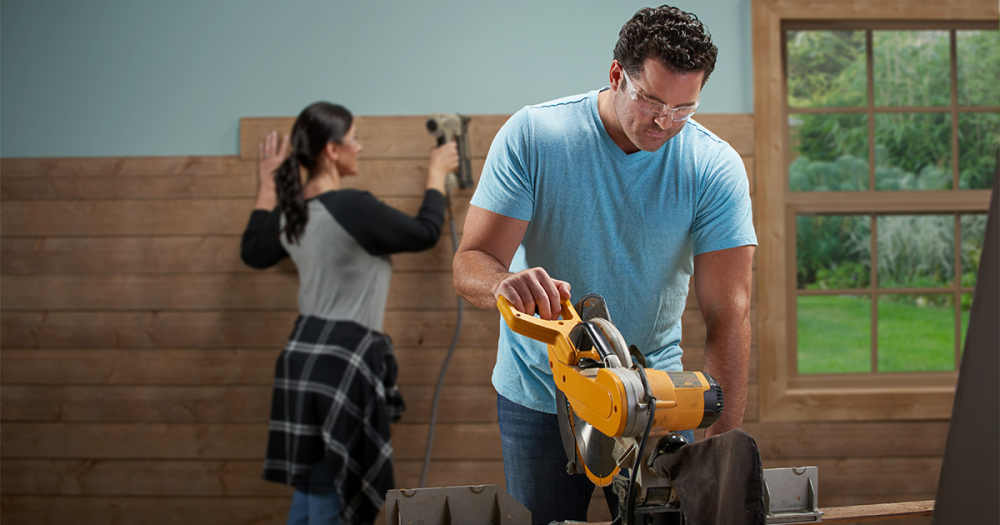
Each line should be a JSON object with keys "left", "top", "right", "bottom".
{"left": 787, "top": 27, "right": 997, "bottom": 377}
{"left": 753, "top": 1, "right": 998, "bottom": 421}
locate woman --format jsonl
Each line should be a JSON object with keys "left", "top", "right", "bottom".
{"left": 241, "top": 101, "right": 458, "bottom": 525}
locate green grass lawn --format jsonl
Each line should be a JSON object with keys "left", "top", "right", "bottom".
{"left": 797, "top": 295, "right": 967, "bottom": 374}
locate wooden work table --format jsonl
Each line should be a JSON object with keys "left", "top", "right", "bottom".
{"left": 589, "top": 500, "right": 934, "bottom": 524}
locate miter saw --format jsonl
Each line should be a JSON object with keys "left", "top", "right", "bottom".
{"left": 497, "top": 293, "right": 725, "bottom": 525}
{"left": 386, "top": 294, "right": 823, "bottom": 525}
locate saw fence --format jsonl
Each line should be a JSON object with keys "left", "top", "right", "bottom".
{"left": 0, "top": 113, "right": 938, "bottom": 524}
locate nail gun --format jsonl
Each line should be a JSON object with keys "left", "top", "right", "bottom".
{"left": 426, "top": 113, "right": 473, "bottom": 190}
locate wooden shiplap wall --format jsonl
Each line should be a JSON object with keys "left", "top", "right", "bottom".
{"left": 1, "top": 114, "right": 938, "bottom": 524}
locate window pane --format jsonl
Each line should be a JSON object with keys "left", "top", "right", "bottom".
{"left": 875, "top": 113, "right": 952, "bottom": 190}
{"left": 877, "top": 215, "right": 954, "bottom": 288}
{"left": 786, "top": 30, "right": 866, "bottom": 108}
{"left": 961, "top": 214, "right": 987, "bottom": 285}
{"left": 789, "top": 113, "right": 868, "bottom": 191}
{"left": 958, "top": 111, "right": 1000, "bottom": 190}
{"left": 878, "top": 294, "right": 955, "bottom": 372}
{"left": 957, "top": 30, "right": 1000, "bottom": 106}
{"left": 797, "top": 215, "right": 871, "bottom": 290}
{"left": 798, "top": 295, "right": 871, "bottom": 374}
{"left": 873, "top": 30, "right": 950, "bottom": 107}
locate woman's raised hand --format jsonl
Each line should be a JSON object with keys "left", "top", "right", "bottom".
{"left": 426, "top": 141, "right": 460, "bottom": 194}
{"left": 255, "top": 131, "right": 290, "bottom": 210}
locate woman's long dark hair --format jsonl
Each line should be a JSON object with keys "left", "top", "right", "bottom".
{"left": 274, "top": 102, "right": 353, "bottom": 244}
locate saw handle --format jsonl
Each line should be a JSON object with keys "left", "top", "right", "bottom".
{"left": 496, "top": 295, "right": 580, "bottom": 345}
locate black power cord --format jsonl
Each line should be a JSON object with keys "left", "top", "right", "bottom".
{"left": 419, "top": 185, "right": 463, "bottom": 488}
{"left": 623, "top": 365, "right": 656, "bottom": 525}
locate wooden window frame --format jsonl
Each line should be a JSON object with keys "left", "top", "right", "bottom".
{"left": 752, "top": 0, "right": 998, "bottom": 422}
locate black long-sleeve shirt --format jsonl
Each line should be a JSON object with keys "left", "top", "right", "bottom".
{"left": 241, "top": 189, "right": 446, "bottom": 329}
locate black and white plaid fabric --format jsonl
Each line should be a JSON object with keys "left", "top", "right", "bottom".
{"left": 263, "top": 315, "right": 405, "bottom": 525}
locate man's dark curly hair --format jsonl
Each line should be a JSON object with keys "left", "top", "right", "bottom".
{"left": 614, "top": 5, "right": 718, "bottom": 84}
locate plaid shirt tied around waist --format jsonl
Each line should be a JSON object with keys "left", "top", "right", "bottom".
{"left": 263, "top": 316, "right": 405, "bottom": 525}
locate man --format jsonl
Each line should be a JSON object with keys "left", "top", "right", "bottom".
{"left": 453, "top": 5, "right": 756, "bottom": 524}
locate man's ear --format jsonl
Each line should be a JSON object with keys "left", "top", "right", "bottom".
{"left": 610, "top": 60, "right": 624, "bottom": 93}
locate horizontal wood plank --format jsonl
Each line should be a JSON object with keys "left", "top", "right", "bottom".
{"left": 0, "top": 309, "right": 501, "bottom": 349}
{"left": 0, "top": 156, "right": 247, "bottom": 179}
{"left": 0, "top": 459, "right": 288, "bottom": 497}
{"left": 0, "top": 347, "right": 497, "bottom": 387}
{"left": 1, "top": 422, "right": 500, "bottom": 461}
{"left": 0, "top": 158, "right": 485, "bottom": 200}
{"left": 0, "top": 495, "right": 290, "bottom": 525}
{"left": 747, "top": 420, "right": 949, "bottom": 459}
{"left": 0, "top": 272, "right": 469, "bottom": 311}
{"left": 0, "top": 458, "right": 507, "bottom": 497}
{"left": 822, "top": 501, "right": 933, "bottom": 524}
{"left": 763, "top": 388, "right": 956, "bottom": 422}
{"left": 239, "top": 115, "right": 509, "bottom": 160}
{"left": 0, "top": 384, "right": 496, "bottom": 424}
{"left": 0, "top": 235, "right": 458, "bottom": 274}
{"left": 766, "top": 0, "right": 998, "bottom": 20}
{"left": 0, "top": 197, "right": 470, "bottom": 237}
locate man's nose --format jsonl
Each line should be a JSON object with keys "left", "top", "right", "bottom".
{"left": 654, "top": 114, "right": 678, "bottom": 130}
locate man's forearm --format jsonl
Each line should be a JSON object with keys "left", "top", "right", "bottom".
{"left": 702, "top": 312, "right": 751, "bottom": 437}
{"left": 453, "top": 250, "right": 513, "bottom": 310}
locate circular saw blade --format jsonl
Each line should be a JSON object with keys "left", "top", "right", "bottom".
{"left": 570, "top": 406, "right": 620, "bottom": 487}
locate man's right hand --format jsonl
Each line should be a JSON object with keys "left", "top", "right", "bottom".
{"left": 494, "top": 267, "right": 571, "bottom": 321}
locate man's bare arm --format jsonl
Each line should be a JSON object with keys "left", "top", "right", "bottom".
{"left": 453, "top": 205, "right": 570, "bottom": 320}
{"left": 693, "top": 245, "right": 755, "bottom": 437}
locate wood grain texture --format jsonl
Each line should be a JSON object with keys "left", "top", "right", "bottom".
{"left": 0, "top": 272, "right": 469, "bottom": 311}
{"left": 0, "top": 157, "right": 486, "bottom": 200}
{"left": 0, "top": 495, "right": 291, "bottom": 525}
{"left": 748, "top": 420, "right": 949, "bottom": 458}
{"left": 239, "top": 115, "right": 509, "bottom": 160}
{"left": 0, "top": 309, "right": 501, "bottom": 348}
{"left": 0, "top": 196, "right": 470, "bottom": 237}
{"left": 0, "top": 235, "right": 457, "bottom": 274}
{"left": 765, "top": 0, "right": 996, "bottom": 19}
{"left": 1, "top": 422, "right": 501, "bottom": 461}
{"left": 0, "top": 346, "right": 497, "bottom": 387}
{"left": 1, "top": 459, "right": 506, "bottom": 497}
{"left": 0, "top": 384, "right": 496, "bottom": 423}
{"left": 821, "top": 500, "right": 934, "bottom": 523}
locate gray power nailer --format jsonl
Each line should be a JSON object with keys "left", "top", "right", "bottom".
{"left": 426, "top": 113, "right": 473, "bottom": 189}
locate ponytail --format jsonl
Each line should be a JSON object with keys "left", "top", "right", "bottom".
{"left": 274, "top": 155, "right": 307, "bottom": 244}
{"left": 274, "top": 102, "right": 353, "bottom": 244}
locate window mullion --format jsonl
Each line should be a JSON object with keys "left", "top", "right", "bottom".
{"left": 866, "top": 30, "right": 876, "bottom": 191}
{"left": 870, "top": 214, "right": 879, "bottom": 373}
{"left": 950, "top": 30, "right": 960, "bottom": 190}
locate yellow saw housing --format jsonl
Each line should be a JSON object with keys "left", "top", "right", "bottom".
{"left": 498, "top": 296, "right": 721, "bottom": 440}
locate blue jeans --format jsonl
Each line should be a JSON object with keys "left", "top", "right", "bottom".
{"left": 497, "top": 394, "right": 618, "bottom": 525}
{"left": 287, "top": 460, "right": 341, "bottom": 525}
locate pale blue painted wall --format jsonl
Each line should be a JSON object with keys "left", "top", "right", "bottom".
{"left": 0, "top": 0, "right": 752, "bottom": 158}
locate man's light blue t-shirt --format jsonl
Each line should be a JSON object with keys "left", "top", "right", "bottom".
{"left": 472, "top": 89, "right": 757, "bottom": 415}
